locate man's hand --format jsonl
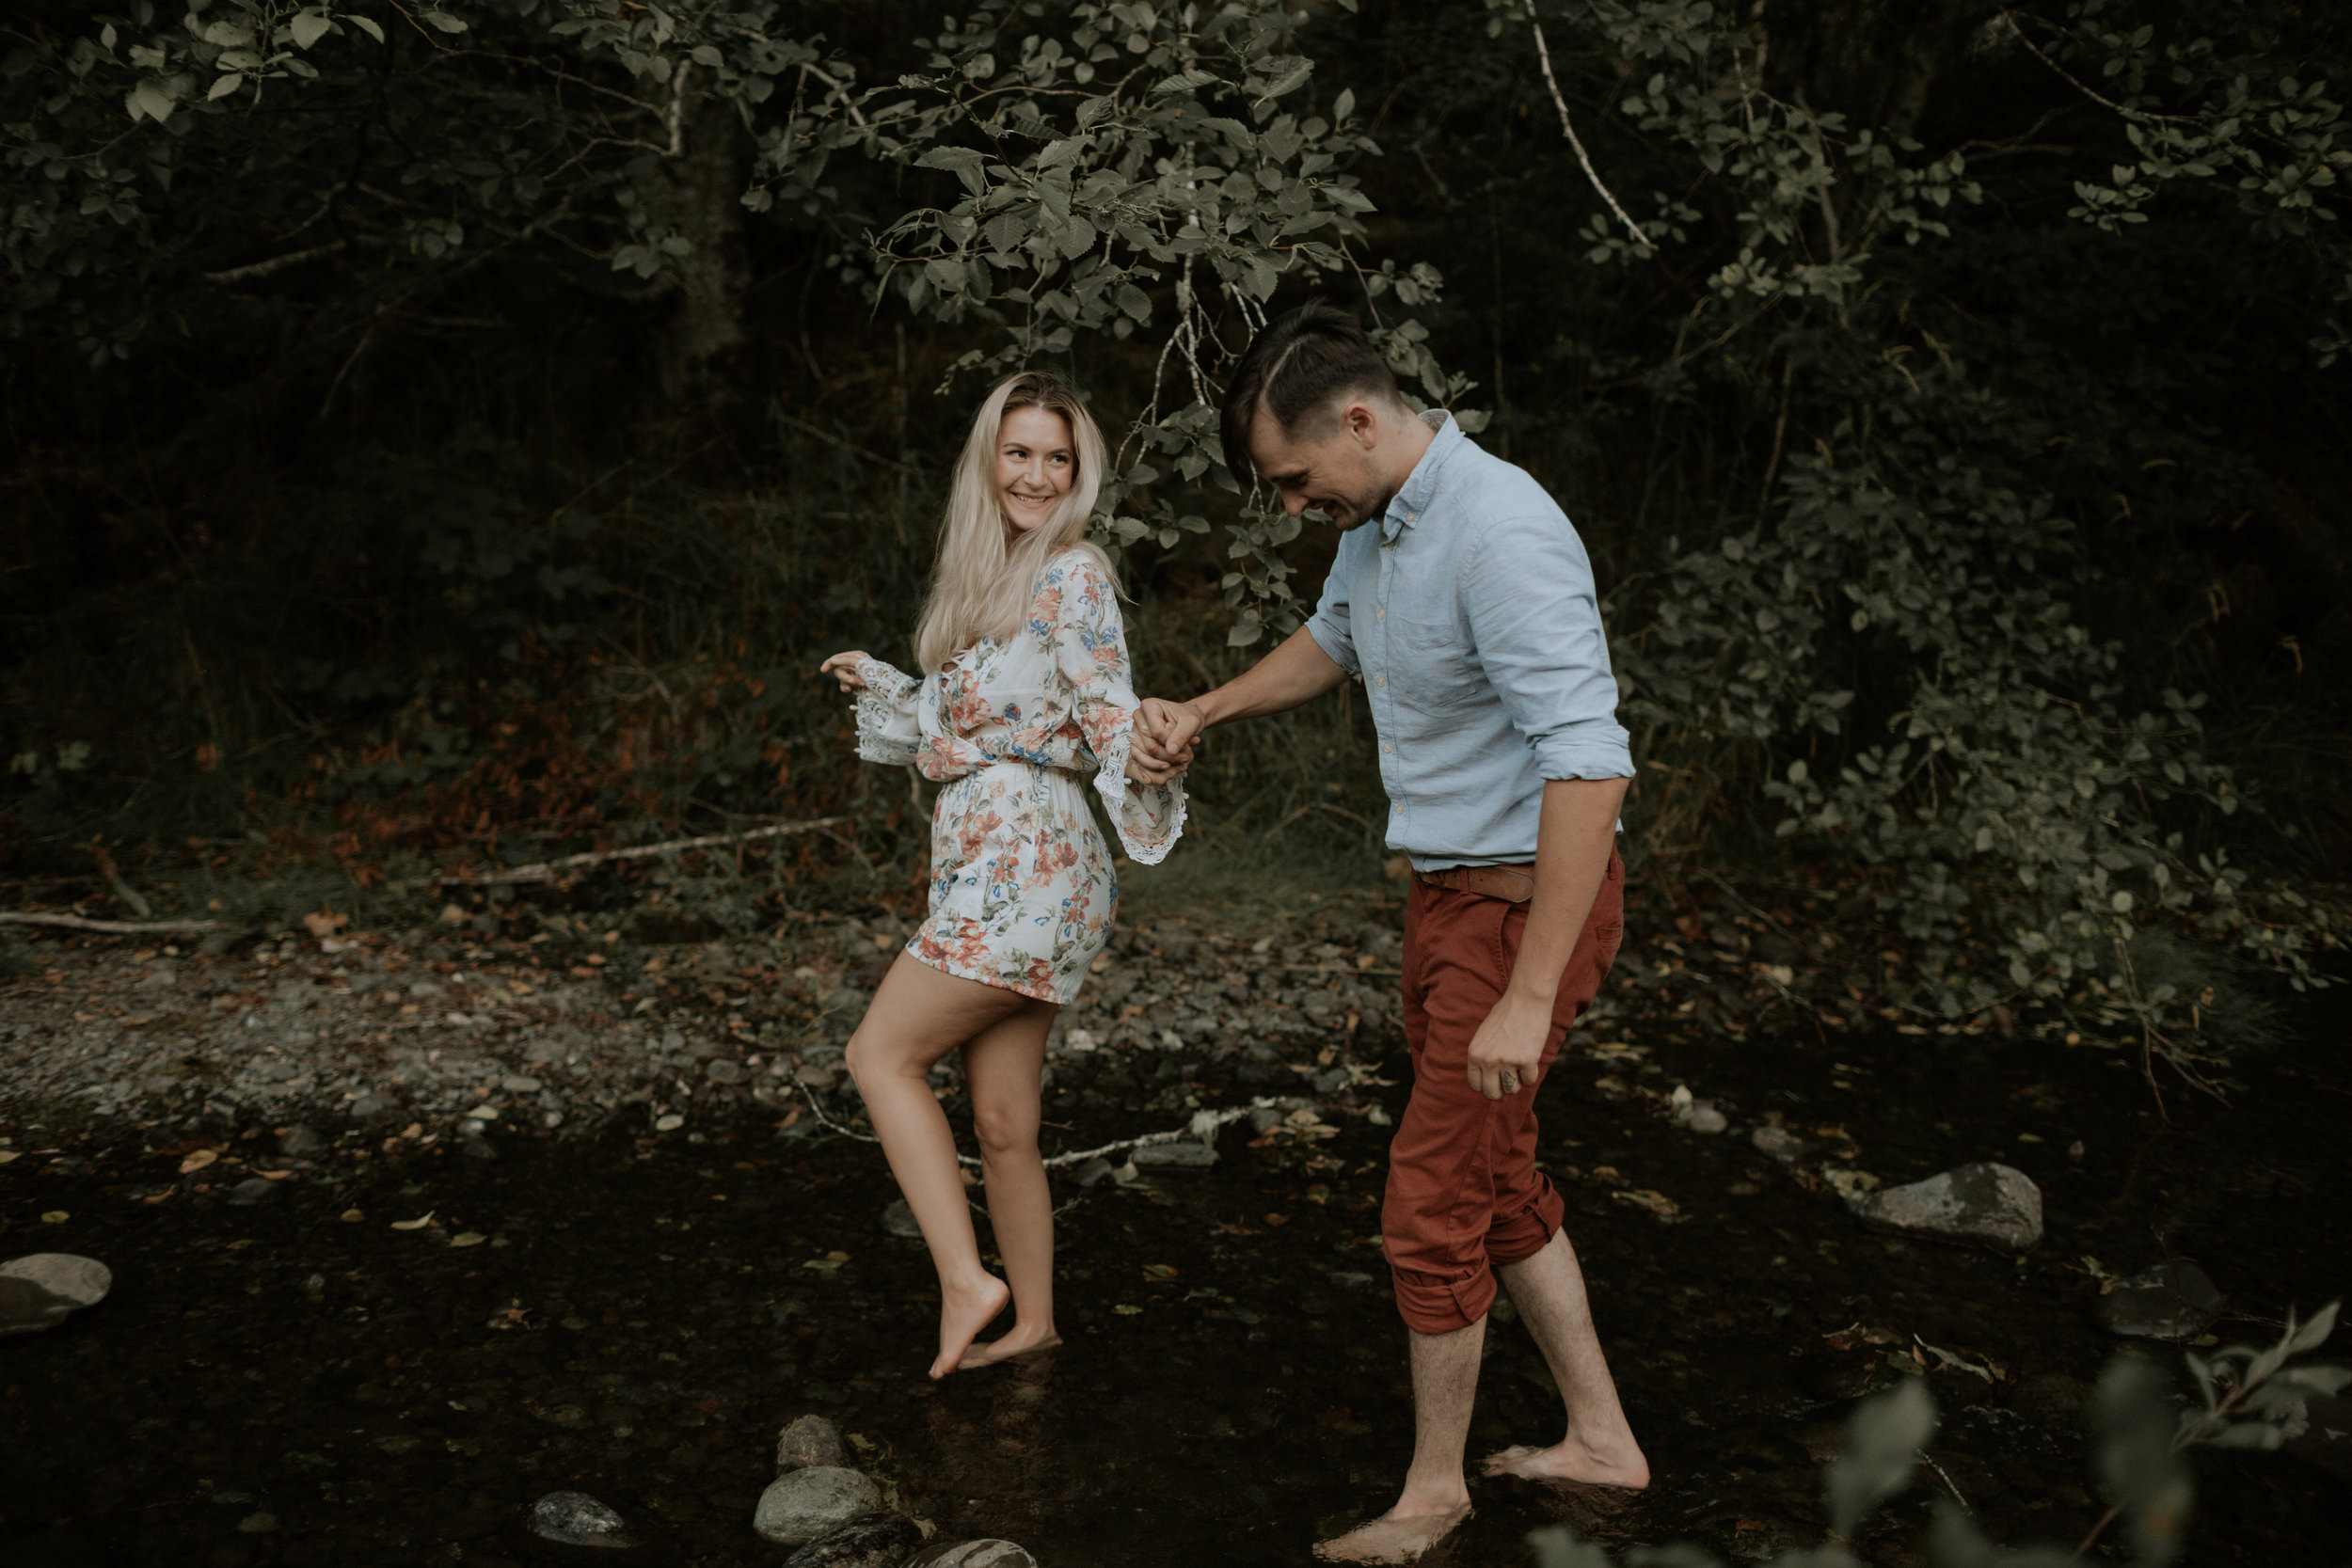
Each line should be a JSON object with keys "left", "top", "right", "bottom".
{"left": 1464, "top": 987, "right": 1554, "bottom": 1100}
{"left": 1133, "top": 697, "right": 1207, "bottom": 774}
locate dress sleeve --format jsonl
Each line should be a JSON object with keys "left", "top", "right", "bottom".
{"left": 849, "top": 656, "right": 923, "bottom": 767}
{"left": 1050, "top": 556, "right": 1186, "bottom": 864}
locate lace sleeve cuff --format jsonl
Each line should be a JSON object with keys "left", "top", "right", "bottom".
{"left": 850, "top": 657, "right": 922, "bottom": 767}
{"left": 1090, "top": 715, "right": 1186, "bottom": 866}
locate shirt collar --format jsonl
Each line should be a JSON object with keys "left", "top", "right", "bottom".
{"left": 1381, "top": 410, "right": 1461, "bottom": 543}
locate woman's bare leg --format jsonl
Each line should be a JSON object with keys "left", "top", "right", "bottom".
{"left": 844, "top": 954, "right": 1028, "bottom": 1379}
{"left": 957, "top": 997, "right": 1062, "bottom": 1369}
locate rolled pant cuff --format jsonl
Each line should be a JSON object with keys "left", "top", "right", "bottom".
{"left": 1390, "top": 1262, "right": 1498, "bottom": 1337}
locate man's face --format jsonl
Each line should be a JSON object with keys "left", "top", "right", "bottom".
{"left": 1247, "top": 399, "right": 1391, "bottom": 531}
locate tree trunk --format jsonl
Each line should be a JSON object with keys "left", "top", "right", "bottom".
{"left": 652, "top": 88, "right": 752, "bottom": 406}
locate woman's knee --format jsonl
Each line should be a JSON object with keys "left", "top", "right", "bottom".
{"left": 971, "top": 1101, "right": 1039, "bottom": 1159}
{"left": 844, "top": 1031, "right": 914, "bottom": 1088}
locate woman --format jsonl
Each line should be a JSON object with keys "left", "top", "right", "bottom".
{"left": 819, "top": 371, "right": 1187, "bottom": 1379}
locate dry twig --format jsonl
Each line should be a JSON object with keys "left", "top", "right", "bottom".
{"left": 0, "top": 911, "right": 222, "bottom": 936}
{"left": 1528, "top": 5, "right": 1657, "bottom": 253}
{"left": 438, "top": 817, "right": 850, "bottom": 886}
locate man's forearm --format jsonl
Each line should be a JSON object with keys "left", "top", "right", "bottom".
{"left": 1193, "top": 626, "right": 1353, "bottom": 727}
{"left": 1506, "top": 778, "right": 1629, "bottom": 1004}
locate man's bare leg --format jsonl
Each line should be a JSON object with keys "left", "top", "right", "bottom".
{"left": 1312, "top": 1316, "right": 1484, "bottom": 1564}
{"left": 844, "top": 955, "right": 1025, "bottom": 1380}
{"left": 957, "top": 998, "right": 1065, "bottom": 1370}
{"left": 1483, "top": 1227, "right": 1649, "bottom": 1489}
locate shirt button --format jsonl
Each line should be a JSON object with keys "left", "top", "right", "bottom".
{"left": 1375, "top": 675, "right": 1387, "bottom": 688}
{"left": 1381, "top": 741, "right": 1393, "bottom": 753}
{"left": 1376, "top": 609, "right": 1386, "bottom": 620}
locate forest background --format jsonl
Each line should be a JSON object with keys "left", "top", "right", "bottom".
{"left": 4, "top": 0, "right": 2347, "bottom": 1067}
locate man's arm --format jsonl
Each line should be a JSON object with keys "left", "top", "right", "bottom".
{"left": 1463, "top": 776, "right": 1628, "bottom": 1100}
{"left": 1135, "top": 626, "right": 1352, "bottom": 765}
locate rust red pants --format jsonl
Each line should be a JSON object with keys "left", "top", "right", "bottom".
{"left": 1382, "top": 851, "right": 1624, "bottom": 1335}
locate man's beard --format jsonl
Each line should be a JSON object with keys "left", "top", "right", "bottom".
{"left": 1328, "top": 486, "right": 1395, "bottom": 531}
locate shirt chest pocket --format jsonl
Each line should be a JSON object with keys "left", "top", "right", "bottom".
{"left": 1391, "top": 608, "right": 1467, "bottom": 655}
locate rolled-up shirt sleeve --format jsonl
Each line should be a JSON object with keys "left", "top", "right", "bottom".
{"left": 1304, "top": 533, "right": 1362, "bottom": 677}
{"left": 1462, "top": 512, "right": 1634, "bottom": 781}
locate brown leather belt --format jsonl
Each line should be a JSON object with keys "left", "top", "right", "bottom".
{"left": 1412, "top": 863, "right": 1537, "bottom": 903}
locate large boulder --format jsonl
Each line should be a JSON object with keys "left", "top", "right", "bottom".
{"left": 1846, "top": 1163, "right": 2043, "bottom": 1252}
{"left": 754, "top": 1467, "right": 882, "bottom": 1545}
{"left": 784, "top": 1512, "right": 923, "bottom": 1567}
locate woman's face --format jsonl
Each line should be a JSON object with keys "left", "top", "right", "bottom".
{"left": 994, "top": 404, "right": 1076, "bottom": 534}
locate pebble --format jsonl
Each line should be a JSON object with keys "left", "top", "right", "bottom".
{"left": 531, "top": 1490, "right": 634, "bottom": 1548}
{"left": 1751, "top": 1125, "right": 1809, "bottom": 1161}
{"left": 1847, "top": 1162, "right": 2043, "bottom": 1252}
{"left": 881, "top": 1199, "right": 924, "bottom": 1239}
{"left": 1684, "top": 1106, "right": 1728, "bottom": 1134}
{"left": 753, "top": 1466, "right": 881, "bottom": 1544}
{"left": 2099, "top": 1261, "right": 2224, "bottom": 1338}
{"left": 1132, "top": 1140, "right": 1217, "bottom": 1168}
{"left": 784, "top": 1511, "right": 922, "bottom": 1568}
{"left": 278, "top": 1124, "right": 327, "bottom": 1158}
{"left": 0, "top": 1254, "right": 113, "bottom": 1309}
{"left": 0, "top": 1275, "right": 73, "bottom": 1339}
{"left": 1073, "top": 1157, "right": 1116, "bottom": 1189}
{"left": 501, "top": 1074, "right": 542, "bottom": 1093}
{"left": 775, "top": 1413, "right": 849, "bottom": 1473}
{"left": 225, "top": 1177, "right": 281, "bottom": 1206}
{"left": 910, "top": 1541, "right": 1040, "bottom": 1568}
{"left": 706, "top": 1059, "right": 748, "bottom": 1085}
{"left": 348, "top": 1092, "right": 394, "bottom": 1125}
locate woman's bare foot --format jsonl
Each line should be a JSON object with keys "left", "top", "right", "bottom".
{"left": 958, "top": 1321, "right": 1061, "bottom": 1370}
{"left": 1311, "top": 1504, "right": 1472, "bottom": 1564}
{"left": 930, "top": 1275, "right": 1012, "bottom": 1380}
{"left": 1482, "top": 1439, "right": 1651, "bottom": 1492}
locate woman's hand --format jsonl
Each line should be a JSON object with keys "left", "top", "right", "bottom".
{"left": 1124, "top": 704, "right": 1197, "bottom": 786}
{"left": 818, "top": 652, "right": 870, "bottom": 692}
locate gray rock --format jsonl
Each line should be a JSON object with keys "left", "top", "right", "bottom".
{"left": 1848, "top": 1162, "right": 2043, "bottom": 1252}
{"left": 278, "top": 1124, "right": 327, "bottom": 1158}
{"left": 501, "top": 1074, "right": 543, "bottom": 1093}
{"left": 226, "top": 1177, "right": 282, "bottom": 1206}
{"left": 775, "top": 1413, "right": 848, "bottom": 1473}
{"left": 0, "top": 1254, "right": 112, "bottom": 1309}
{"left": 531, "top": 1490, "right": 634, "bottom": 1548}
{"left": 1751, "top": 1125, "right": 1809, "bottom": 1161}
{"left": 1073, "top": 1156, "right": 1116, "bottom": 1189}
{"left": 348, "top": 1092, "right": 394, "bottom": 1125}
{"left": 909, "top": 1541, "right": 1041, "bottom": 1568}
{"left": 706, "top": 1059, "right": 747, "bottom": 1085}
{"left": 754, "top": 1467, "right": 882, "bottom": 1544}
{"left": 2100, "top": 1261, "right": 2224, "bottom": 1339}
{"left": 1684, "top": 1106, "right": 1729, "bottom": 1134}
{"left": 1133, "top": 1140, "right": 1218, "bottom": 1169}
{"left": 881, "top": 1200, "right": 923, "bottom": 1240}
{"left": 1248, "top": 1106, "right": 1285, "bottom": 1134}
{"left": 0, "top": 1275, "right": 73, "bottom": 1339}
{"left": 784, "top": 1511, "right": 922, "bottom": 1568}
{"left": 459, "top": 1132, "right": 499, "bottom": 1162}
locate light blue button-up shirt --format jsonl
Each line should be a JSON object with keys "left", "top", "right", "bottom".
{"left": 1305, "top": 412, "right": 1633, "bottom": 870}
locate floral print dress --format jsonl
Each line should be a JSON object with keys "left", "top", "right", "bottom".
{"left": 850, "top": 548, "right": 1185, "bottom": 1004}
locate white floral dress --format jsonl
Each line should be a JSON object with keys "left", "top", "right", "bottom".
{"left": 850, "top": 549, "right": 1185, "bottom": 1004}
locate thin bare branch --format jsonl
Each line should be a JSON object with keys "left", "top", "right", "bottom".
{"left": 1528, "top": 5, "right": 1656, "bottom": 253}
{"left": 0, "top": 911, "right": 222, "bottom": 936}
{"left": 204, "top": 240, "right": 350, "bottom": 286}
{"left": 437, "top": 816, "right": 851, "bottom": 886}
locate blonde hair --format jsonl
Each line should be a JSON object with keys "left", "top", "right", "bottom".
{"left": 914, "top": 370, "right": 1115, "bottom": 673}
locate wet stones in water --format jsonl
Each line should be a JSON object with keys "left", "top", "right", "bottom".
{"left": 1847, "top": 1162, "right": 2043, "bottom": 1252}
{"left": 909, "top": 1541, "right": 1041, "bottom": 1568}
{"left": 226, "top": 1176, "right": 281, "bottom": 1206}
{"left": 530, "top": 1490, "right": 634, "bottom": 1548}
{"left": 882, "top": 1200, "right": 924, "bottom": 1240}
{"left": 2100, "top": 1261, "right": 2224, "bottom": 1338}
{"left": 0, "top": 1275, "right": 73, "bottom": 1339}
{"left": 1132, "top": 1140, "right": 1217, "bottom": 1169}
{"left": 753, "top": 1466, "right": 882, "bottom": 1544}
{"left": 278, "top": 1123, "right": 327, "bottom": 1158}
{"left": 775, "top": 1413, "right": 849, "bottom": 1472}
{"left": 1751, "top": 1125, "right": 1808, "bottom": 1161}
{"left": 1, "top": 1253, "right": 113, "bottom": 1309}
{"left": 783, "top": 1511, "right": 922, "bottom": 1568}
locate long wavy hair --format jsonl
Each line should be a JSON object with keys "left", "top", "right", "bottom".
{"left": 914, "top": 370, "right": 1114, "bottom": 673}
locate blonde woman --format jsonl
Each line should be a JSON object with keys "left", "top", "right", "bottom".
{"left": 819, "top": 371, "right": 1188, "bottom": 1379}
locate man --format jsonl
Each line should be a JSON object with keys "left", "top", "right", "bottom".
{"left": 1134, "top": 300, "right": 1648, "bottom": 1563}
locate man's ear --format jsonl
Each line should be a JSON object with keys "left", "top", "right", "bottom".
{"left": 1341, "top": 399, "right": 1382, "bottom": 448}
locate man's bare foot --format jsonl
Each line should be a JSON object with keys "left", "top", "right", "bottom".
{"left": 1482, "top": 1440, "right": 1651, "bottom": 1492}
{"left": 930, "top": 1275, "right": 1012, "bottom": 1380}
{"left": 958, "top": 1322, "right": 1061, "bottom": 1370}
{"left": 1311, "top": 1504, "right": 1472, "bottom": 1564}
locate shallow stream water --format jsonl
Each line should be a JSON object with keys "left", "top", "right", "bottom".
{"left": 3, "top": 969, "right": 2346, "bottom": 1565}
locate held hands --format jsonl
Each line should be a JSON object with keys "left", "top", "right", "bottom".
{"left": 818, "top": 652, "right": 869, "bottom": 691}
{"left": 1123, "top": 698, "right": 1201, "bottom": 787}
{"left": 1464, "top": 987, "right": 1553, "bottom": 1100}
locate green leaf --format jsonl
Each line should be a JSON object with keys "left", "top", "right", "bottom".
{"left": 1334, "top": 87, "right": 1356, "bottom": 122}
{"left": 289, "top": 9, "right": 333, "bottom": 50}
{"left": 351, "top": 15, "right": 386, "bottom": 44}
{"left": 421, "top": 10, "right": 469, "bottom": 34}
{"left": 2092, "top": 1360, "right": 2192, "bottom": 1568}
{"left": 207, "top": 72, "right": 244, "bottom": 101}
{"left": 1154, "top": 69, "right": 1218, "bottom": 96}
{"left": 128, "top": 80, "right": 177, "bottom": 123}
{"left": 1824, "top": 1378, "right": 1937, "bottom": 1538}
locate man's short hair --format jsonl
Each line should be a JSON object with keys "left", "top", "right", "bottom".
{"left": 1219, "top": 299, "right": 1404, "bottom": 479}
